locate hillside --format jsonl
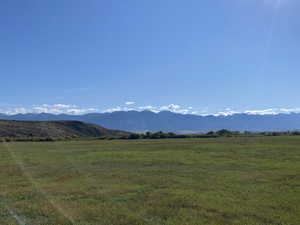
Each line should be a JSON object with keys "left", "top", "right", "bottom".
{"left": 0, "top": 120, "right": 130, "bottom": 138}
{"left": 1, "top": 111, "right": 300, "bottom": 132}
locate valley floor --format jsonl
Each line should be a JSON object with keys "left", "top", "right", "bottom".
{"left": 0, "top": 137, "right": 300, "bottom": 225}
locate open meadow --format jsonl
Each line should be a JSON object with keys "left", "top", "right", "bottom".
{"left": 0, "top": 137, "right": 300, "bottom": 225}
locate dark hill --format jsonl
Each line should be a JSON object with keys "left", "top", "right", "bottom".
{"left": 0, "top": 120, "right": 130, "bottom": 138}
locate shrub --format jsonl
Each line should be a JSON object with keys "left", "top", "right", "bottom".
{"left": 128, "top": 134, "right": 141, "bottom": 139}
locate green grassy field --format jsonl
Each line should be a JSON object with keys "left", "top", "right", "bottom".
{"left": 1, "top": 137, "right": 300, "bottom": 225}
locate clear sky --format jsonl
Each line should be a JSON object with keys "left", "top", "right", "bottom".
{"left": 1, "top": 0, "right": 300, "bottom": 115}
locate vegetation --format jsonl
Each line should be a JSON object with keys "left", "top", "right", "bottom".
{"left": 1, "top": 119, "right": 300, "bottom": 143}
{"left": 1, "top": 137, "right": 300, "bottom": 225}
{"left": 0, "top": 120, "right": 130, "bottom": 140}
{"left": 126, "top": 130, "right": 300, "bottom": 140}
{"left": 2, "top": 127, "right": 300, "bottom": 143}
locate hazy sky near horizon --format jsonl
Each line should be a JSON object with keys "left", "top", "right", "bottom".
{"left": 1, "top": 0, "right": 300, "bottom": 114}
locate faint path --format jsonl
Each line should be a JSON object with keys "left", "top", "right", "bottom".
{"left": 1, "top": 141, "right": 75, "bottom": 225}
{"left": 0, "top": 197, "right": 28, "bottom": 225}
{"left": 7, "top": 206, "right": 28, "bottom": 225}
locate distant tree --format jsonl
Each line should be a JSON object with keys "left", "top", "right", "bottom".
{"left": 216, "top": 129, "right": 232, "bottom": 136}
{"left": 292, "top": 131, "right": 300, "bottom": 136}
{"left": 145, "top": 131, "right": 152, "bottom": 138}
{"left": 167, "top": 132, "right": 176, "bottom": 138}
{"left": 149, "top": 131, "right": 165, "bottom": 139}
{"left": 128, "top": 133, "right": 140, "bottom": 139}
{"left": 206, "top": 131, "right": 215, "bottom": 136}
{"left": 271, "top": 132, "right": 280, "bottom": 136}
{"left": 157, "top": 131, "right": 166, "bottom": 138}
{"left": 232, "top": 131, "right": 241, "bottom": 136}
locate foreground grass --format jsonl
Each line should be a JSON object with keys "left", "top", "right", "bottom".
{"left": 0, "top": 137, "right": 299, "bottom": 225}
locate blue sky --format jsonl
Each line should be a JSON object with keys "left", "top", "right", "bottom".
{"left": 1, "top": 0, "right": 300, "bottom": 115}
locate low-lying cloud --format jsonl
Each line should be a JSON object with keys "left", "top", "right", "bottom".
{"left": 0, "top": 104, "right": 98, "bottom": 115}
{"left": 1, "top": 103, "right": 300, "bottom": 116}
{"left": 104, "top": 104, "right": 198, "bottom": 115}
{"left": 125, "top": 101, "right": 135, "bottom": 105}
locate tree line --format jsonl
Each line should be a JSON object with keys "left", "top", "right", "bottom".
{"left": 1, "top": 129, "right": 300, "bottom": 142}
{"left": 125, "top": 129, "right": 300, "bottom": 140}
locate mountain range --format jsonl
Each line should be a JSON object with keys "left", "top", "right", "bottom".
{"left": 1, "top": 111, "right": 300, "bottom": 132}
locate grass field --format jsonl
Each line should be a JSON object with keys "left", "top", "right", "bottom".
{"left": 0, "top": 137, "right": 300, "bottom": 225}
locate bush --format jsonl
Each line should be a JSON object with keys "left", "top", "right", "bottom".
{"left": 292, "top": 131, "right": 300, "bottom": 136}
{"left": 128, "top": 134, "right": 141, "bottom": 139}
{"left": 216, "top": 129, "right": 232, "bottom": 136}
{"left": 206, "top": 131, "right": 215, "bottom": 135}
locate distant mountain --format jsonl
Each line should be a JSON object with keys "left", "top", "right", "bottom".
{"left": 0, "top": 120, "right": 130, "bottom": 138}
{"left": 1, "top": 111, "right": 300, "bottom": 132}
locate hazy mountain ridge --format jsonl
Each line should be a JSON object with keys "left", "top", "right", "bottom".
{"left": 1, "top": 111, "right": 300, "bottom": 132}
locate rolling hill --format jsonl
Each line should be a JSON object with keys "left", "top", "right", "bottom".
{"left": 0, "top": 120, "right": 130, "bottom": 138}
